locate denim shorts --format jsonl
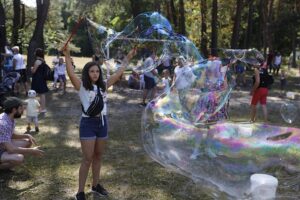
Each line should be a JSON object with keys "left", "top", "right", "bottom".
{"left": 79, "top": 116, "right": 108, "bottom": 140}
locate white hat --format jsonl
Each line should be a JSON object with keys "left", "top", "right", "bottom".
{"left": 28, "top": 90, "right": 37, "bottom": 98}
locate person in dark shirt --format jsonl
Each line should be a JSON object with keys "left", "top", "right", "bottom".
{"left": 250, "top": 65, "right": 269, "bottom": 122}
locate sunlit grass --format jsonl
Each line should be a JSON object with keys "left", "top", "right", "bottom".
{"left": 0, "top": 60, "right": 299, "bottom": 199}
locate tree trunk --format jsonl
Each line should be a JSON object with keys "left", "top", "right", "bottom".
{"left": 178, "top": 0, "right": 186, "bottom": 35}
{"left": 266, "top": 0, "right": 274, "bottom": 52}
{"left": 200, "top": 0, "right": 208, "bottom": 58}
{"left": 244, "top": 0, "right": 254, "bottom": 49}
{"left": 154, "top": 0, "right": 161, "bottom": 12}
{"left": 19, "top": 3, "right": 25, "bottom": 53}
{"left": 260, "top": 0, "right": 274, "bottom": 57}
{"left": 27, "top": 0, "right": 50, "bottom": 68}
{"left": 259, "top": 0, "right": 267, "bottom": 57}
{"left": 130, "top": 0, "right": 140, "bottom": 17}
{"left": 170, "top": 0, "right": 177, "bottom": 28}
{"left": 291, "top": 29, "right": 297, "bottom": 68}
{"left": 166, "top": 0, "right": 172, "bottom": 22}
{"left": 11, "top": 0, "right": 21, "bottom": 46}
{"left": 230, "top": 0, "right": 243, "bottom": 49}
{"left": 0, "top": 0, "right": 6, "bottom": 54}
{"left": 211, "top": 0, "right": 218, "bottom": 56}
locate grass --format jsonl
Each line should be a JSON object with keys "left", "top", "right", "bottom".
{"left": 0, "top": 58, "right": 299, "bottom": 199}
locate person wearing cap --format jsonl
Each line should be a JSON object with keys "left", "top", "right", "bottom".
{"left": 12, "top": 46, "right": 28, "bottom": 95}
{"left": 0, "top": 97, "right": 44, "bottom": 170}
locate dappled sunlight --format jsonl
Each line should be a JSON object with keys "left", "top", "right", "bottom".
{"left": 101, "top": 163, "right": 117, "bottom": 177}
{"left": 8, "top": 180, "right": 34, "bottom": 191}
{"left": 64, "top": 139, "right": 81, "bottom": 148}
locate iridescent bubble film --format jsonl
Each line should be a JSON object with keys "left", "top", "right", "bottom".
{"left": 87, "top": 12, "right": 300, "bottom": 199}
{"left": 280, "top": 102, "right": 298, "bottom": 124}
{"left": 87, "top": 12, "right": 204, "bottom": 74}
{"left": 222, "top": 49, "right": 264, "bottom": 65}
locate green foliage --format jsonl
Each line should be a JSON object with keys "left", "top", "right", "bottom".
{"left": 2, "top": 0, "right": 299, "bottom": 57}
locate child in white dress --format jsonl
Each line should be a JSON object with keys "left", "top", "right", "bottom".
{"left": 25, "top": 90, "right": 40, "bottom": 132}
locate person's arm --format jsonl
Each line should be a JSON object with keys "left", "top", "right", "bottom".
{"left": 1, "top": 53, "right": 12, "bottom": 57}
{"left": 12, "top": 133, "right": 37, "bottom": 145}
{"left": 3, "top": 142, "right": 44, "bottom": 157}
{"left": 106, "top": 48, "right": 136, "bottom": 88}
{"left": 62, "top": 47, "right": 81, "bottom": 91}
{"left": 251, "top": 68, "right": 260, "bottom": 95}
{"left": 31, "top": 59, "right": 41, "bottom": 74}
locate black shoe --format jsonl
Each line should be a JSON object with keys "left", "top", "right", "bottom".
{"left": 91, "top": 184, "right": 108, "bottom": 196}
{"left": 75, "top": 192, "right": 86, "bottom": 200}
{"left": 35, "top": 127, "right": 39, "bottom": 132}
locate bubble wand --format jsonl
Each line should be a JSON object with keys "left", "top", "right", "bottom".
{"left": 60, "top": 16, "right": 85, "bottom": 51}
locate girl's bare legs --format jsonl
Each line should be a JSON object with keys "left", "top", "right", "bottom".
{"left": 78, "top": 140, "right": 96, "bottom": 193}
{"left": 250, "top": 105, "right": 256, "bottom": 122}
{"left": 92, "top": 139, "right": 106, "bottom": 187}
{"left": 262, "top": 104, "right": 268, "bottom": 122}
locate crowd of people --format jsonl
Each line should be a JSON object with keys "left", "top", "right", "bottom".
{"left": 0, "top": 44, "right": 295, "bottom": 200}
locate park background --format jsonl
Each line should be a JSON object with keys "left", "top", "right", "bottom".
{"left": 0, "top": 0, "right": 300, "bottom": 200}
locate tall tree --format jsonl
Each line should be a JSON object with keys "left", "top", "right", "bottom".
{"left": 211, "top": 0, "right": 218, "bottom": 56}
{"left": 200, "top": 0, "right": 208, "bottom": 57}
{"left": 130, "top": 0, "right": 140, "bottom": 17}
{"left": 244, "top": 0, "right": 254, "bottom": 49}
{"left": 169, "top": 0, "right": 177, "bottom": 28}
{"left": 230, "top": 0, "right": 243, "bottom": 49}
{"left": 11, "top": 0, "right": 21, "bottom": 47}
{"left": 154, "top": 0, "right": 161, "bottom": 12}
{"left": 0, "top": 0, "right": 6, "bottom": 56}
{"left": 260, "top": 0, "right": 274, "bottom": 56}
{"left": 178, "top": 0, "right": 186, "bottom": 35}
{"left": 27, "top": 0, "right": 50, "bottom": 68}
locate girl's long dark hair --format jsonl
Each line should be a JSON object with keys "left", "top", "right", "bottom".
{"left": 82, "top": 61, "right": 106, "bottom": 91}
{"left": 34, "top": 48, "right": 44, "bottom": 59}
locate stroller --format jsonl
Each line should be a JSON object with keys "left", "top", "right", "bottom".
{"left": 0, "top": 72, "right": 20, "bottom": 107}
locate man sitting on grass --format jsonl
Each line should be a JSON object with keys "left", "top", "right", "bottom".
{"left": 0, "top": 97, "right": 44, "bottom": 171}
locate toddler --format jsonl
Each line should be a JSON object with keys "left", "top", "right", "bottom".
{"left": 160, "top": 69, "right": 171, "bottom": 94}
{"left": 56, "top": 57, "right": 67, "bottom": 93}
{"left": 25, "top": 90, "right": 40, "bottom": 132}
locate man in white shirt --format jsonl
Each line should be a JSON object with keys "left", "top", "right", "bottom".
{"left": 12, "top": 46, "right": 28, "bottom": 95}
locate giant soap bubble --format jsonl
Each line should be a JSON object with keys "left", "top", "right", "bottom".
{"left": 87, "top": 12, "right": 300, "bottom": 199}
{"left": 280, "top": 92, "right": 298, "bottom": 124}
{"left": 280, "top": 102, "right": 298, "bottom": 124}
{"left": 86, "top": 12, "right": 204, "bottom": 74}
{"left": 222, "top": 49, "right": 264, "bottom": 66}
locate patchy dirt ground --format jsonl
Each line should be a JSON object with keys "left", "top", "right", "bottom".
{"left": 0, "top": 68, "right": 300, "bottom": 200}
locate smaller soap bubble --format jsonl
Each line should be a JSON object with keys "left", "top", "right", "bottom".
{"left": 280, "top": 102, "right": 298, "bottom": 124}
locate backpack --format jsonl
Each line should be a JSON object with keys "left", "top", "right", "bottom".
{"left": 43, "top": 63, "right": 54, "bottom": 81}
{"left": 81, "top": 87, "right": 104, "bottom": 117}
{"left": 38, "top": 59, "right": 54, "bottom": 81}
{"left": 256, "top": 68, "right": 274, "bottom": 88}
